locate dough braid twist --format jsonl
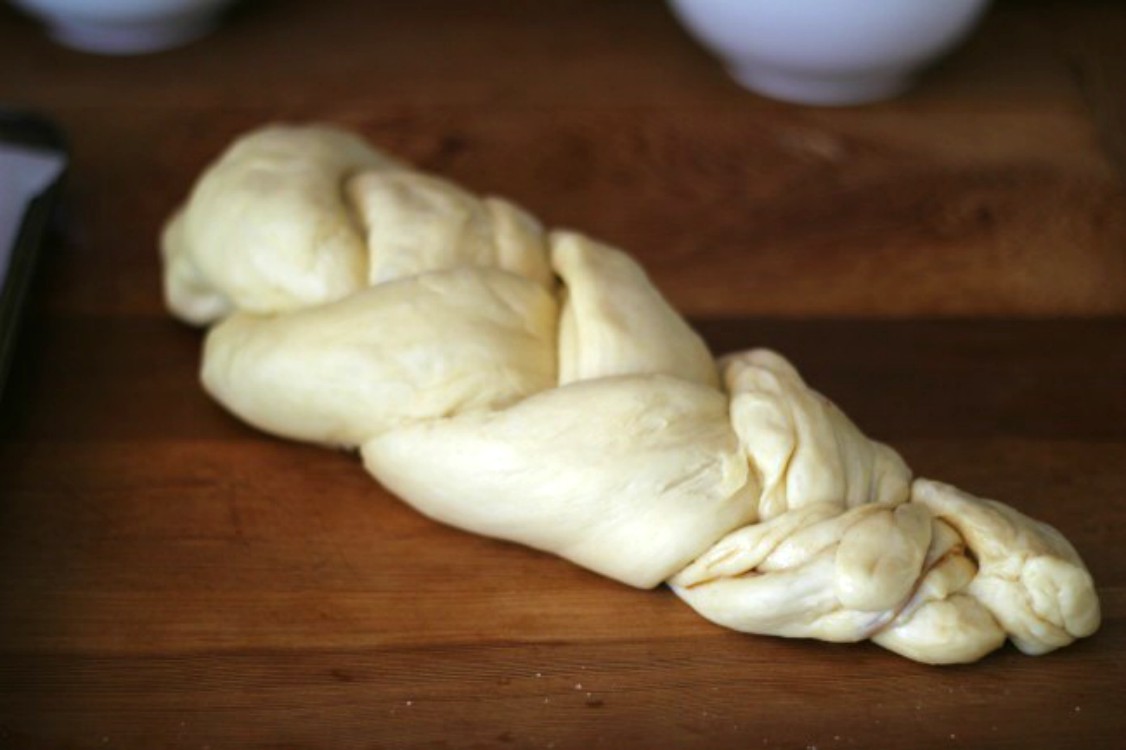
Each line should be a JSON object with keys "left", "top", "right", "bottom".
{"left": 162, "top": 125, "right": 1100, "bottom": 664}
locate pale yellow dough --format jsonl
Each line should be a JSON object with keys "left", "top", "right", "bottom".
{"left": 162, "top": 124, "right": 1101, "bottom": 664}
{"left": 162, "top": 125, "right": 399, "bottom": 324}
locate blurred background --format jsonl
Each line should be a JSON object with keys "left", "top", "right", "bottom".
{"left": 2, "top": 0, "right": 1123, "bottom": 322}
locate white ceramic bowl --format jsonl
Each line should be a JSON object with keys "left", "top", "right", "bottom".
{"left": 667, "top": 0, "right": 991, "bottom": 105}
{"left": 11, "top": 0, "right": 236, "bottom": 54}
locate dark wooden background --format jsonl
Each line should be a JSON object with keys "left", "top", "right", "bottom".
{"left": 1, "top": 1, "right": 1124, "bottom": 748}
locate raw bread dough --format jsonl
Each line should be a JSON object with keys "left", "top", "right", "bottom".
{"left": 162, "top": 124, "right": 1101, "bottom": 664}
{"left": 163, "top": 125, "right": 399, "bottom": 325}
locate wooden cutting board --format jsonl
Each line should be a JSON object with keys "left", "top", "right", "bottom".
{"left": 1, "top": 317, "right": 1122, "bottom": 748}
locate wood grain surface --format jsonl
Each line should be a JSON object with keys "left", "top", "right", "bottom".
{"left": 1, "top": 1, "right": 1124, "bottom": 748}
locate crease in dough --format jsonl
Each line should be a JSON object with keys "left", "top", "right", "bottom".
{"left": 552, "top": 231, "right": 719, "bottom": 389}
{"left": 347, "top": 169, "right": 555, "bottom": 290}
{"left": 910, "top": 479, "right": 1101, "bottom": 655}
{"left": 723, "top": 349, "right": 912, "bottom": 519}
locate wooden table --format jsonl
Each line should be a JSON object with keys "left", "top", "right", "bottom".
{"left": 1, "top": 1, "right": 1123, "bottom": 747}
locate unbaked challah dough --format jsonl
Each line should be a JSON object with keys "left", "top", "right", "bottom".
{"left": 162, "top": 124, "right": 1100, "bottom": 664}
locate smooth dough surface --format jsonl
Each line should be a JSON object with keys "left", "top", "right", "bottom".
{"left": 202, "top": 267, "right": 558, "bottom": 448}
{"left": 361, "top": 375, "right": 757, "bottom": 588}
{"left": 163, "top": 125, "right": 397, "bottom": 324}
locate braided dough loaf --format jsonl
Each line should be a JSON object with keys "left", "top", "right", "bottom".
{"left": 162, "top": 124, "right": 1100, "bottom": 664}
